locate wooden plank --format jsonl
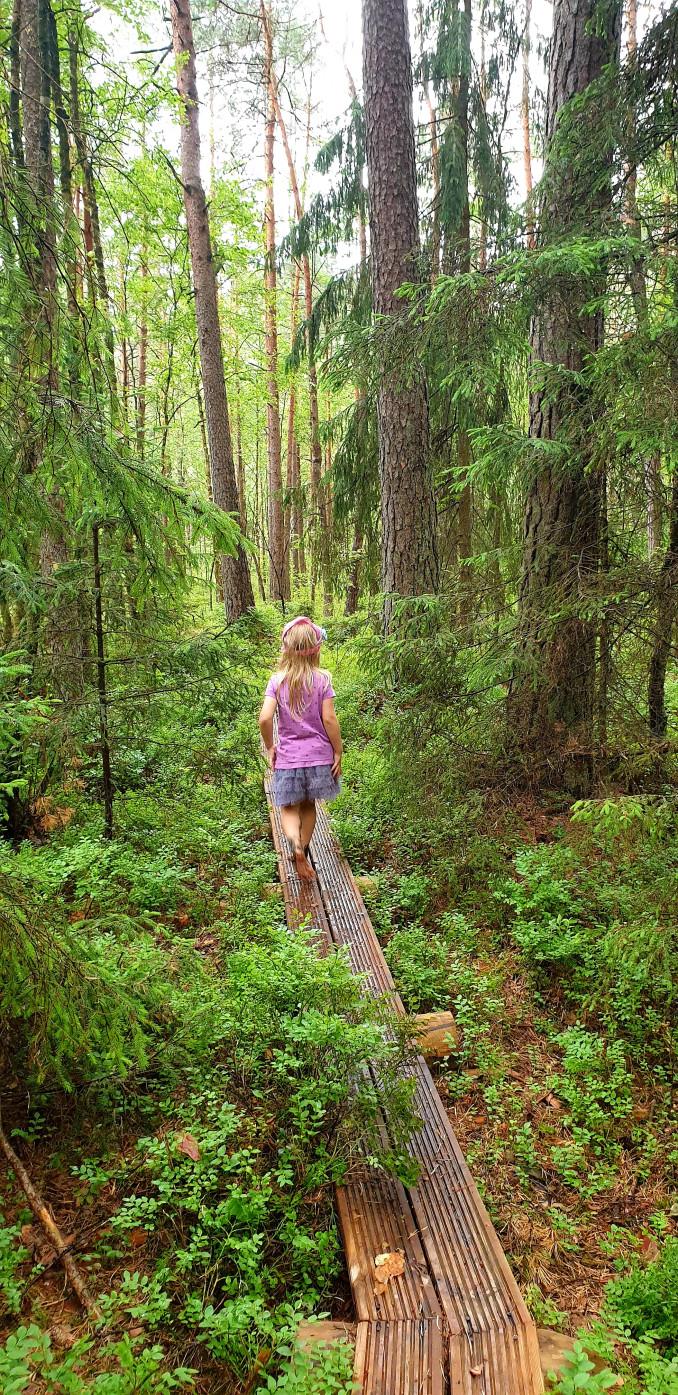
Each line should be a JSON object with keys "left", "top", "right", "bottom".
{"left": 265, "top": 785, "right": 544, "bottom": 1395}
{"left": 353, "top": 1320, "right": 445, "bottom": 1395}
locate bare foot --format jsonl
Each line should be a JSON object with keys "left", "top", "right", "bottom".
{"left": 294, "top": 847, "right": 316, "bottom": 882}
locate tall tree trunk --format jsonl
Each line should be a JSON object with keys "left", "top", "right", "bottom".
{"left": 521, "top": 0, "right": 535, "bottom": 248}
{"left": 261, "top": 3, "right": 327, "bottom": 594}
{"left": 68, "top": 24, "right": 118, "bottom": 417}
{"left": 21, "top": 0, "right": 77, "bottom": 698}
{"left": 136, "top": 252, "right": 149, "bottom": 458}
{"left": 453, "top": 0, "right": 473, "bottom": 626}
{"left": 286, "top": 262, "right": 302, "bottom": 592}
{"left": 169, "top": 0, "right": 253, "bottom": 619}
{"left": 424, "top": 79, "right": 441, "bottom": 279}
{"left": 261, "top": 7, "right": 285, "bottom": 602}
{"left": 508, "top": 0, "right": 622, "bottom": 763}
{"left": 362, "top": 0, "right": 439, "bottom": 627}
{"left": 623, "top": 0, "right": 662, "bottom": 555}
{"left": 478, "top": 26, "right": 488, "bottom": 272}
{"left": 9, "top": 0, "right": 24, "bottom": 167}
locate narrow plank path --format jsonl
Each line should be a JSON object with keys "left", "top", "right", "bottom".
{"left": 266, "top": 784, "right": 544, "bottom": 1395}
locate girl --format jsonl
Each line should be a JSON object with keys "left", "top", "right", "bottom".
{"left": 259, "top": 617, "right": 343, "bottom": 882}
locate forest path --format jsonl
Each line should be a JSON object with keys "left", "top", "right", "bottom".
{"left": 266, "top": 785, "right": 545, "bottom": 1395}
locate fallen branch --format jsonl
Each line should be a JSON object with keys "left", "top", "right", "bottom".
{"left": 0, "top": 1121, "right": 102, "bottom": 1320}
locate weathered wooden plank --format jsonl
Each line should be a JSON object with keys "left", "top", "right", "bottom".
{"left": 353, "top": 1319, "right": 445, "bottom": 1395}
{"left": 265, "top": 784, "right": 544, "bottom": 1395}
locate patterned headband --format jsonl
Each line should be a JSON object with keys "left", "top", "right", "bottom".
{"left": 281, "top": 616, "right": 327, "bottom": 654}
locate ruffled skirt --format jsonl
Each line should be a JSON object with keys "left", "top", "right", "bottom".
{"left": 272, "top": 764, "right": 341, "bottom": 806}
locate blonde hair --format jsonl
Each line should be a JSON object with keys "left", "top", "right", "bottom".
{"left": 277, "top": 621, "right": 327, "bottom": 717}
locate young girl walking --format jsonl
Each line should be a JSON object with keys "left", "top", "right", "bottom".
{"left": 259, "top": 617, "right": 343, "bottom": 882}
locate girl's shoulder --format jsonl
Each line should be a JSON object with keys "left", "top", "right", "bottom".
{"left": 266, "top": 670, "right": 285, "bottom": 693}
{"left": 316, "top": 667, "right": 334, "bottom": 693}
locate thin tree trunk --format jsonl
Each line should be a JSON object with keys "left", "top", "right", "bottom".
{"left": 261, "top": 3, "right": 327, "bottom": 592}
{"left": 261, "top": 6, "right": 285, "bottom": 602}
{"left": 169, "top": 0, "right": 254, "bottom": 619}
{"left": 92, "top": 523, "right": 113, "bottom": 839}
{"left": 478, "top": 26, "right": 489, "bottom": 272}
{"left": 362, "top": 0, "right": 439, "bottom": 626}
{"left": 68, "top": 25, "right": 118, "bottom": 416}
{"left": 521, "top": 0, "right": 535, "bottom": 248}
{"left": 596, "top": 465, "right": 610, "bottom": 759}
{"left": 292, "top": 440, "right": 306, "bottom": 580}
{"left": 136, "top": 252, "right": 149, "bottom": 458}
{"left": 233, "top": 292, "right": 248, "bottom": 533}
{"left": 623, "top": 0, "right": 662, "bottom": 555}
{"left": 286, "top": 262, "right": 302, "bottom": 591}
{"left": 424, "top": 80, "right": 441, "bottom": 279}
{"left": 455, "top": 0, "right": 473, "bottom": 624}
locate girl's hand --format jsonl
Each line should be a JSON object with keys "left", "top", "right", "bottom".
{"left": 267, "top": 746, "right": 277, "bottom": 769}
{"left": 331, "top": 751, "right": 342, "bottom": 778}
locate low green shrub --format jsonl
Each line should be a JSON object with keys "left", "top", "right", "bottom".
{"left": 605, "top": 1237, "right": 678, "bottom": 1349}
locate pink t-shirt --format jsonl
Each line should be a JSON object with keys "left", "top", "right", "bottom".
{"left": 265, "top": 670, "right": 335, "bottom": 770}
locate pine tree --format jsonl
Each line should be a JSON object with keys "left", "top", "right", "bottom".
{"left": 362, "top": 0, "right": 439, "bottom": 626}
{"left": 169, "top": 0, "right": 254, "bottom": 620}
{"left": 508, "top": 0, "right": 622, "bottom": 762}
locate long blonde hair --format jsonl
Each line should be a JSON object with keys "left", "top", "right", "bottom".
{"left": 277, "top": 621, "right": 327, "bottom": 716}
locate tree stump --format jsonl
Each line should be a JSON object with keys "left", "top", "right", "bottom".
{"left": 414, "top": 1011, "right": 459, "bottom": 1059}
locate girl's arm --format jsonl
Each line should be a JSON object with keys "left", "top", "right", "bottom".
{"left": 321, "top": 697, "right": 343, "bottom": 778}
{"left": 258, "top": 695, "right": 277, "bottom": 767}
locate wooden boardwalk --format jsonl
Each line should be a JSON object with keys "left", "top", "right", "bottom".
{"left": 266, "top": 788, "right": 544, "bottom": 1395}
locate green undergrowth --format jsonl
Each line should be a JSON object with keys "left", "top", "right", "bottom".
{"left": 0, "top": 616, "right": 399, "bottom": 1394}
{"left": 328, "top": 612, "right": 678, "bottom": 1394}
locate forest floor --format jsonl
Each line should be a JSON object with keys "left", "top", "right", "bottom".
{"left": 1, "top": 616, "right": 676, "bottom": 1394}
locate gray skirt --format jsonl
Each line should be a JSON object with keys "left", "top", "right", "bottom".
{"left": 272, "top": 764, "right": 341, "bottom": 806}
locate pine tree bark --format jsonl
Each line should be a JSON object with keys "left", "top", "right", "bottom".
{"left": 169, "top": 0, "right": 253, "bottom": 619}
{"left": 623, "top": 0, "right": 662, "bottom": 556}
{"left": 508, "top": 0, "right": 622, "bottom": 762}
{"left": 362, "top": 0, "right": 439, "bottom": 626}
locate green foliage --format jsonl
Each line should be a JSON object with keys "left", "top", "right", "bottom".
{"left": 385, "top": 925, "right": 450, "bottom": 1011}
{"left": 547, "top": 1343, "right": 618, "bottom": 1394}
{"left": 605, "top": 1238, "right": 678, "bottom": 1349}
{"left": 498, "top": 803, "right": 678, "bottom": 1062}
{"left": 265, "top": 1339, "right": 356, "bottom": 1395}
{"left": 0, "top": 1326, "right": 195, "bottom": 1394}
{"left": 0, "top": 1211, "right": 30, "bottom": 1318}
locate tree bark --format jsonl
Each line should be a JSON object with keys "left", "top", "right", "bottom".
{"left": 521, "top": 0, "right": 535, "bottom": 248}
{"left": 362, "top": 0, "right": 439, "bottom": 626}
{"left": 260, "top": 8, "right": 285, "bottom": 603}
{"left": 9, "top": 0, "right": 24, "bottom": 167}
{"left": 136, "top": 253, "right": 149, "bottom": 458}
{"left": 623, "top": 0, "right": 662, "bottom": 556}
{"left": 508, "top": 0, "right": 622, "bottom": 761}
{"left": 452, "top": 0, "right": 473, "bottom": 624}
{"left": 285, "top": 262, "right": 302, "bottom": 593}
{"left": 169, "top": 0, "right": 253, "bottom": 619}
{"left": 261, "top": 2, "right": 328, "bottom": 596}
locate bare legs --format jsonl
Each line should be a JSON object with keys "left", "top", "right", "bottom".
{"left": 300, "top": 799, "right": 317, "bottom": 852}
{"left": 279, "top": 801, "right": 316, "bottom": 881}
